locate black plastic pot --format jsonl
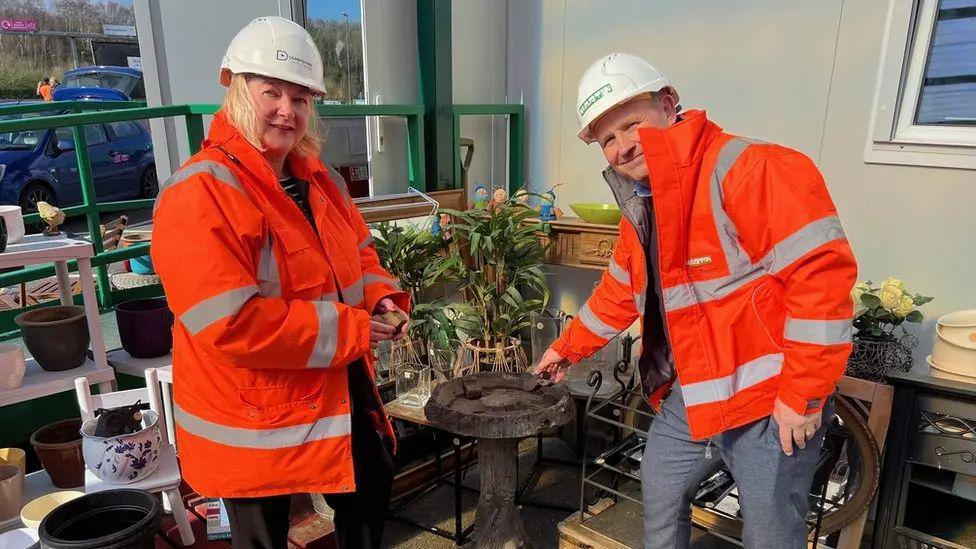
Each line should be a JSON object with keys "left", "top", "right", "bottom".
{"left": 15, "top": 306, "right": 89, "bottom": 372}
{"left": 115, "top": 298, "right": 174, "bottom": 359}
{"left": 39, "top": 489, "right": 161, "bottom": 549}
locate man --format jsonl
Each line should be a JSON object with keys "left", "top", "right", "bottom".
{"left": 536, "top": 53, "right": 857, "bottom": 548}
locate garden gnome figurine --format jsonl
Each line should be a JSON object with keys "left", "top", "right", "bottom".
{"left": 431, "top": 213, "right": 442, "bottom": 236}
{"left": 538, "top": 183, "right": 564, "bottom": 221}
{"left": 472, "top": 184, "right": 489, "bottom": 210}
{"left": 37, "top": 201, "right": 66, "bottom": 236}
{"left": 488, "top": 187, "right": 508, "bottom": 211}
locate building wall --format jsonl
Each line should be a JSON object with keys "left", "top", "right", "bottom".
{"left": 508, "top": 0, "right": 976, "bottom": 362}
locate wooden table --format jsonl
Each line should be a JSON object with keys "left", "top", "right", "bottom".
{"left": 528, "top": 216, "right": 620, "bottom": 270}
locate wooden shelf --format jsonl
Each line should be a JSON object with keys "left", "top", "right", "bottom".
{"left": 0, "top": 357, "right": 114, "bottom": 407}
{"left": 527, "top": 216, "right": 620, "bottom": 271}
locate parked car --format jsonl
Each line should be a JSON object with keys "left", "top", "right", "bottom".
{"left": 53, "top": 66, "right": 145, "bottom": 102}
{"left": 0, "top": 108, "right": 156, "bottom": 214}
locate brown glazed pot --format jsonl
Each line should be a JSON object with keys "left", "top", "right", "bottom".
{"left": 115, "top": 298, "right": 174, "bottom": 358}
{"left": 15, "top": 306, "right": 89, "bottom": 371}
{"left": 30, "top": 419, "right": 84, "bottom": 488}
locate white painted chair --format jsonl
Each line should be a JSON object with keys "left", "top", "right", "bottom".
{"left": 74, "top": 368, "right": 194, "bottom": 546}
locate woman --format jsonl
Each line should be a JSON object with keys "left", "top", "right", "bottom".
{"left": 152, "top": 16, "right": 408, "bottom": 549}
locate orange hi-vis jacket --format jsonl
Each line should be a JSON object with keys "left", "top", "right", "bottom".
{"left": 151, "top": 111, "right": 407, "bottom": 498}
{"left": 553, "top": 110, "right": 857, "bottom": 440}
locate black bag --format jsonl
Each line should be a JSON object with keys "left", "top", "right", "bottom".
{"left": 93, "top": 400, "right": 144, "bottom": 437}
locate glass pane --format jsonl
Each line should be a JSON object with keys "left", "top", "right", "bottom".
{"left": 306, "top": 1, "right": 365, "bottom": 103}
{"left": 916, "top": 0, "right": 976, "bottom": 125}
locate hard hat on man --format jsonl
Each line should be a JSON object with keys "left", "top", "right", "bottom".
{"left": 576, "top": 52, "right": 678, "bottom": 143}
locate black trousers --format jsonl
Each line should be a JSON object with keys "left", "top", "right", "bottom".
{"left": 224, "top": 404, "right": 395, "bottom": 548}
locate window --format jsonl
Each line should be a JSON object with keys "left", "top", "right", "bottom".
{"left": 867, "top": 0, "right": 976, "bottom": 169}
{"left": 106, "top": 121, "right": 143, "bottom": 140}
{"left": 54, "top": 125, "right": 108, "bottom": 149}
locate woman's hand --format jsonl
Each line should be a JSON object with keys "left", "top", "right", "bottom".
{"left": 371, "top": 298, "right": 410, "bottom": 347}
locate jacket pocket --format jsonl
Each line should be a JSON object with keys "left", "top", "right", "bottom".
{"left": 273, "top": 226, "right": 329, "bottom": 293}
{"left": 238, "top": 378, "right": 325, "bottom": 419}
{"left": 751, "top": 278, "right": 785, "bottom": 350}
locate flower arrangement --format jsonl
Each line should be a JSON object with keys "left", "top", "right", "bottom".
{"left": 851, "top": 277, "right": 933, "bottom": 340}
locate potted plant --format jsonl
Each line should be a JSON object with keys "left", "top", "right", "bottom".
{"left": 440, "top": 193, "right": 550, "bottom": 376}
{"left": 372, "top": 221, "right": 460, "bottom": 378}
{"left": 847, "top": 277, "right": 933, "bottom": 382}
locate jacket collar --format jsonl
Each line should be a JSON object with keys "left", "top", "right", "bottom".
{"left": 636, "top": 109, "right": 722, "bottom": 168}
{"left": 204, "top": 110, "right": 326, "bottom": 184}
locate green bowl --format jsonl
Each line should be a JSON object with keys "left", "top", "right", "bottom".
{"left": 569, "top": 203, "right": 622, "bottom": 225}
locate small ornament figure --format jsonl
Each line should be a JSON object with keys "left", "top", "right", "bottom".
{"left": 37, "top": 201, "right": 66, "bottom": 236}
{"left": 488, "top": 187, "right": 509, "bottom": 211}
{"left": 472, "top": 184, "right": 489, "bottom": 210}
{"left": 537, "top": 183, "right": 564, "bottom": 222}
{"left": 431, "top": 213, "right": 442, "bottom": 236}
{"left": 438, "top": 213, "right": 453, "bottom": 241}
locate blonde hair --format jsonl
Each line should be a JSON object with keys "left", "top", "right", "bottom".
{"left": 221, "top": 73, "right": 322, "bottom": 158}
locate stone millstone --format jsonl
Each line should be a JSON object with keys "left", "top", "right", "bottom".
{"left": 424, "top": 371, "right": 574, "bottom": 439}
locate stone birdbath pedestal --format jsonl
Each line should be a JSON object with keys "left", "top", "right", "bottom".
{"left": 424, "top": 371, "right": 574, "bottom": 548}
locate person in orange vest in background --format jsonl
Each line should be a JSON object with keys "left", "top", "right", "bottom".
{"left": 536, "top": 53, "right": 857, "bottom": 548}
{"left": 37, "top": 77, "right": 53, "bottom": 102}
{"left": 152, "top": 16, "right": 407, "bottom": 549}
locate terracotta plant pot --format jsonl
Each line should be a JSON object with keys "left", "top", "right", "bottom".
{"left": 0, "top": 344, "right": 26, "bottom": 390}
{"left": 120, "top": 234, "right": 153, "bottom": 275}
{"left": 115, "top": 298, "right": 174, "bottom": 359}
{"left": 15, "top": 306, "right": 89, "bottom": 372}
{"left": 30, "top": 419, "right": 84, "bottom": 489}
{"left": 0, "top": 465, "right": 23, "bottom": 520}
{"left": 0, "top": 448, "right": 26, "bottom": 495}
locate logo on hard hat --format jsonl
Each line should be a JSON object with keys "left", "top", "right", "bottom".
{"left": 275, "top": 49, "right": 313, "bottom": 72}
{"left": 579, "top": 84, "right": 613, "bottom": 118}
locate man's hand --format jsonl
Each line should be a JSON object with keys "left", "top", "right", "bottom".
{"left": 534, "top": 347, "right": 570, "bottom": 382}
{"left": 371, "top": 298, "right": 410, "bottom": 348}
{"left": 772, "top": 397, "right": 822, "bottom": 456}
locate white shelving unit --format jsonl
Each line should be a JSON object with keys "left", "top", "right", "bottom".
{"left": 0, "top": 234, "right": 115, "bottom": 407}
{"left": 106, "top": 349, "right": 175, "bottom": 447}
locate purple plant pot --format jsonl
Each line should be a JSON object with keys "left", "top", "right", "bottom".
{"left": 115, "top": 298, "right": 174, "bottom": 359}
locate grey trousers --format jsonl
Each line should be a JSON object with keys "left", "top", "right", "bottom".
{"left": 640, "top": 384, "right": 830, "bottom": 549}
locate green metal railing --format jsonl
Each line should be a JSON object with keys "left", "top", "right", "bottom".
{"left": 452, "top": 104, "right": 525, "bottom": 193}
{"left": 0, "top": 102, "right": 432, "bottom": 330}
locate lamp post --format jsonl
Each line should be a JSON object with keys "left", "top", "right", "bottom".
{"left": 341, "top": 11, "right": 351, "bottom": 103}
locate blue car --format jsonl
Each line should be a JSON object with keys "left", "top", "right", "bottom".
{"left": 53, "top": 66, "right": 145, "bottom": 102}
{"left": 0, "top": 107, "right": 156, "bottom": 213}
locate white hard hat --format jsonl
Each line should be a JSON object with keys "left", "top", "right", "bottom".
{"left": 576, "top": 53, "right": 677, "bottom": 142}
{"left": 220, "top": 16, "right": 326, "bottom": 95}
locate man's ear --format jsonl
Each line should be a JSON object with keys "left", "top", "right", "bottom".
{"left": 658, "top": 88, "right": 679, "bottom": 125}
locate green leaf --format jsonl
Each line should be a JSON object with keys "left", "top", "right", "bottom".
{"left": 913, "top": 295, "right": 934, "bottom": 306}
{"left": 861, "top": 293, "right": 882, "bottom": 308}
{"left": 905, "top": 310, "right": 923, "bottom": 323}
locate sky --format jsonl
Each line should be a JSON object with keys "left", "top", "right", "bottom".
{"left": 307, "top": 0, "right": 362, "bottom": 22}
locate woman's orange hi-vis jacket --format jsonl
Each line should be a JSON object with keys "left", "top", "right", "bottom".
{"left": 553, "top": 110, "right": 857, "bottom": 440}
{"left": 151, "top": 111, "right": 407, "bottom": 498}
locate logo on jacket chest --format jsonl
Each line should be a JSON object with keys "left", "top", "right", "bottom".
{"left": 686, "top": 255, "right": 713, "bottom": 267}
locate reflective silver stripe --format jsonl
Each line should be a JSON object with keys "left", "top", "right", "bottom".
{"left": 180, "top": 285, "right": 258, "bottom": 335}
{"left": 308, "top": 301, "right": 340, "bottom": 367}
{"left": 608, "top": 259, "right": 631, "bottom": 286}
{"left": 342, "top": 280, "right": 364, "bottom": 306}
{"left": 662, "top": 215, "right": 846, "bottom": 313}
{"left": 155, "top": 160, "right": 245, "bottom": 213}
{"left": 359, "top": 235, "right": 375, "bottom": 251}
{"left": 362, "top": 273, "right": 400, "bottom": 289}
{"left": 256, "top": 235, "right": 281, "bottom": 297}
{"left": 681, "top": 353, "right": 784, "bottom": 407}
{"left": 325, "top": 165, "right": 351, "bottom": 203}
{"left": 174, "top": 403, "right": 351, "bottom": 449}
{"left": 785, "top": 317, "right": 852, "bottom": 345}
{"left": 322, "top": 291, "right": 339, "bottom": 302}
{"left": 633, "top": 292, "right": 645, "bottom": 316}
{"left": 767, "top": 215, "right": 846, "bottom": 274}
{"left": 710, "top": 138, "right": 754, "bottom": 274}
{"left": 578, "top": 301, "right": 621, "bottom": 340}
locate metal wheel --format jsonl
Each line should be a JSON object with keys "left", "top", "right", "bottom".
{"left": 140, "top": 166, "right": 159, "bottom": 198}
{"left": 688, "top": 395, "right": 881, "bottom": 539}
{"left": 620, "top": 392, "right": 881, "bottom": 539}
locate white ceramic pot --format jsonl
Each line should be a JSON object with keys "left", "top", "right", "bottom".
{"left": 80, "top": 410, "right": 162, "bottom": 484}
{"left": 937, "top": 309, "right": 976, "bottom": 347}
{"left": 927, "top": 356, "right": 976, "bottom": 384}
{"left": 0, "top": 206, "right": 25, "bottom": 245}
{"left": 0, "top": 344, "right": 26, "bottom": 391}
